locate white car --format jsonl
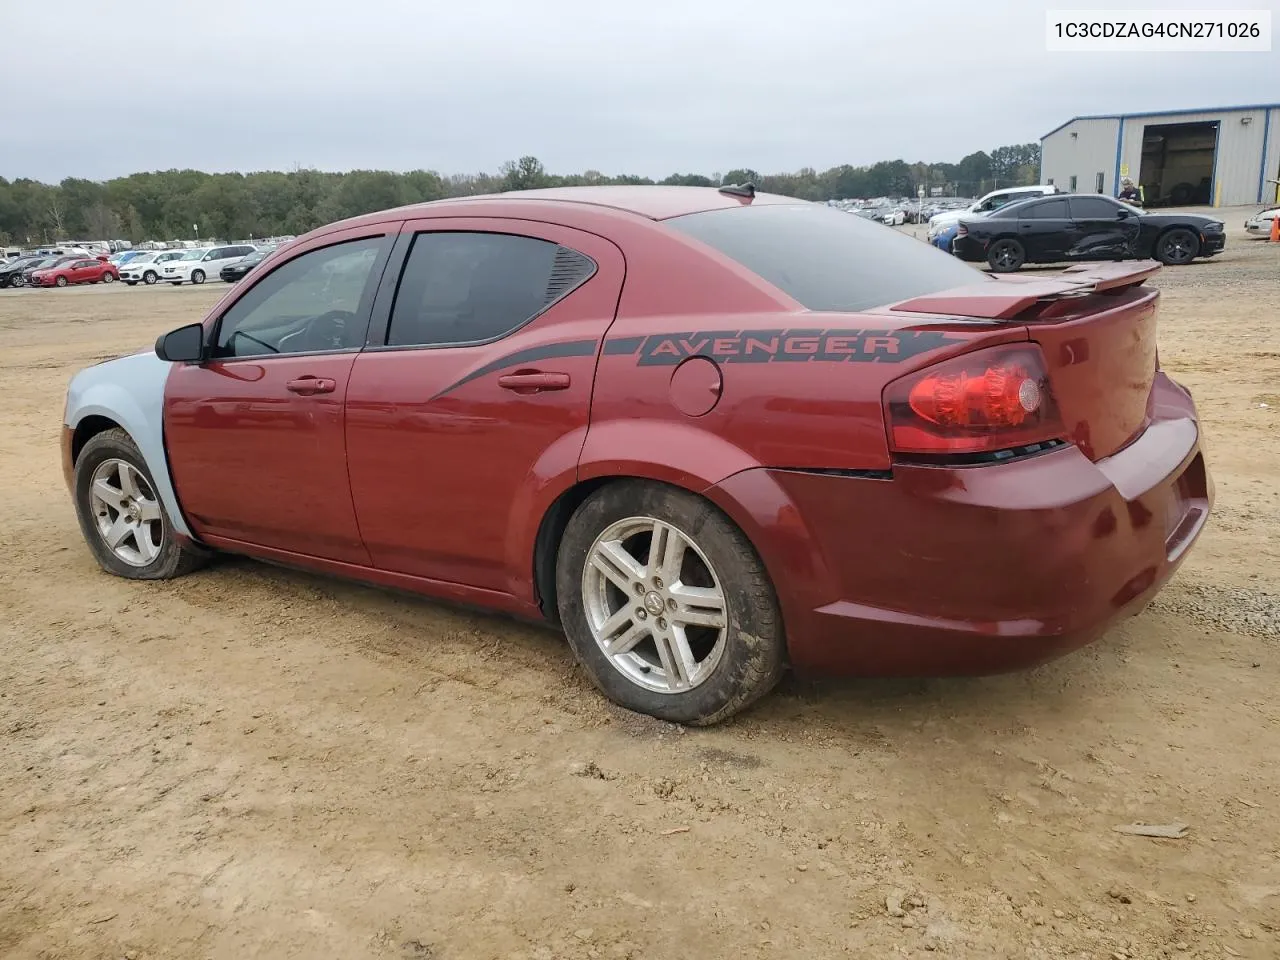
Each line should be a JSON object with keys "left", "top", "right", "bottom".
{"left": 1245, "top": 207, "right": 1279, "bottom": 237}
{"left": 927, "top": 185, "right": 1063, "bottom": 241}
{"left": 160, "top": 244, "right": 257, "bottom": 285}
{"left": 881, "top": 209, "right": 907, "bottom": 226}
{"left": 118, "top": 250, "right": 187, "bottom": 286}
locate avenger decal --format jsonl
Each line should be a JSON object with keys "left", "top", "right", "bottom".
{"left": 607, "top": 329, "right": 961, "bottom": 365}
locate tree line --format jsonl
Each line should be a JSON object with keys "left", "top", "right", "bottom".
{"left": 0, "top": 144, "right": 1040, "bottom": 246}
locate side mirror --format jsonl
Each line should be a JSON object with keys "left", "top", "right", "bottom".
{"left": 1116, "top": 209, "right": 1130, "bottom": 218}
{"left": 155, "top": 322, "right": 206, "bottom": 363}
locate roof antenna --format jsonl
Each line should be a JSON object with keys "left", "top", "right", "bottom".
{"left": 718, "top": 182, "right": 756, "bottom": 200}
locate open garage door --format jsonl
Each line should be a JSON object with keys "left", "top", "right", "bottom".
{"left": 1138, "top": 121, "right": 1217, "bottom": 207}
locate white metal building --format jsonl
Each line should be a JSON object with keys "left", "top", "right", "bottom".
{"left": 1041, "top": 103, "right": 1280, "bottom": 208}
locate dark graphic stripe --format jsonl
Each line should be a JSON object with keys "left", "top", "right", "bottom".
{"left": 433, "top": 339, "right": 599, "bottom": 397}
{"left": 603, "top": 336, "right": 645, "bottom": 355}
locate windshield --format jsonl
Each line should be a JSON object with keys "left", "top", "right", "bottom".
{"left": 667, "top": 203, "right": 985, "bottom": 312}
{"left": 28, "top": 258, "right": 56, "bottom": 270}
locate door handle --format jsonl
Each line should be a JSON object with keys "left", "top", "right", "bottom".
{"left": 285, "top": 377, "right": 337, "bottom": 395}
{"left": 497, "top": 370, "right": 571, "bottom": 392}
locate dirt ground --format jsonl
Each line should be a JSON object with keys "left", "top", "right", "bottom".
{"left": 2, "top": 216, "right": 1278, "bottom": 960}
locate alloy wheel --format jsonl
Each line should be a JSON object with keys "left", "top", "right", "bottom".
{"left": 89, "top": 458, "right": 164, "bottom": 567}
{"left": 582, "top": 516, "right": 728, "bottom": 694}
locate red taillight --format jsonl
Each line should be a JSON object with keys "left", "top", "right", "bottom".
{"left": 884, "top": 344, "right": 1063, "bottom": 455}
{"left": 956, "top": 223, "right": 968, "bottom": 237}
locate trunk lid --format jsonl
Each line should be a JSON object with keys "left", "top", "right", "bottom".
{"left": 887, "top": 261, "right": 1162, "bottom": 461}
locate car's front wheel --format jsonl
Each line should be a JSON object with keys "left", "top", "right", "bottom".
{"left": 556, "top": 480, "right": 786, "bottom": 725}
{"left": 55, "top": 276, "right": 68, "bottom": 287}
{"left": 73, "top": 428, "right": 207, "bottom": 580}
{"left": 143, "top": 271, "right": 157, "bottom": 285}
{"left": 190, "top": 269, "right": 205, "bottom": 284}
{"left": 1156, "top": 228, "right": 1200, "bottom": 265}
{"left": 986, "top": 238, "right": 1025, "bottom": 272}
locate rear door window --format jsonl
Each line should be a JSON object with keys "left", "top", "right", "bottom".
{"left": 385, "top": 231, "right": 596, "bottom": 347}
{"left": 665, "top": 203, "right": 985, "bottom": 312}
{"left": 1019, "top": 199, "right": 1069, "bottom": 219}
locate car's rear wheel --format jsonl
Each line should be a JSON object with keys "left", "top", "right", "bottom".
{"left": 556, "top": 481, "right": 786, "bottom": 725}
{"left": 143, "top": 271, "right": 157, "bottom": 285}
{"left": 1156, "top": 228, "right": 1200, "bottom": 265}
{"left": 73, "top": 428, "right": 207, "bottom": 580}
{"left": 986, "top": 238, "right": 1025, "bottom": 272}
{"left": 55, "top": 276, "right": 68, "bottom": 287}
{"left": 191, "top": 269, "right": 205, "bottom": 284}
{"left": 12, "top": 276, "right": 24, "bottom": 288}
{"left": 102, "top": 272, "right": 114, "bottom": 283}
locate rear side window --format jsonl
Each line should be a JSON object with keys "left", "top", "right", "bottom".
{"left": 386, "top": 231, "right": 596, "bottom": 347}
{"left": 666, "top": 204, "right": 985, "bottom": 312}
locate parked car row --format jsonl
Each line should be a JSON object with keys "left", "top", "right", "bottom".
{"left": 0, "top": 252, "right": 116, "bottom": 288}
{"left": 2, "top": 244, "right": 277, "bottom": 290}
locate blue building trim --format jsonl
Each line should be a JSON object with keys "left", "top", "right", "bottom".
{"left": 1113, "top": 116, "right": 1126, "bottom": 197}
{"left": 1260, "top": 108, "right": 1274, "bottom": 204}
{"left": 1042, "top": 102, "right": 1280, "bottom": 141}
{"left": 1209, "top": 121, "right": 1222, "bottom": 207}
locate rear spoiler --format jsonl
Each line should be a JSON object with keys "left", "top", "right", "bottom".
{"left": 890, "top": 260, "right": 1162, "bottom": 321}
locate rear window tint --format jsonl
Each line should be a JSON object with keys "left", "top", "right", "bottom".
{"left": 666, "top": 204, "right": 986, "bottom": 312}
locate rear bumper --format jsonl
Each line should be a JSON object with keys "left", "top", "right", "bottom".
{"left": 706, "top": 372, "right": 1211, "bottom": 677}
{"left": 951, "top": 235, "right": 986, "bottom": 262}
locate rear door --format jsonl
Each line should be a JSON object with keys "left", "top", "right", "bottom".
{"left": 1016, "top": 197, "right": 1071, "bottom": 261}
{"left": 163, "top": 227, "right": 397, "bottom": 562}
{"left": 1067, "top": 196, "right": 1139, "bottom": 259}
{"left": 345, "top": 218, "right": 624, "bottom": 595}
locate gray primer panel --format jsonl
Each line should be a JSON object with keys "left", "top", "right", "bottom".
{"left": 63, "top": 350, "right": 193, "bottom": 538}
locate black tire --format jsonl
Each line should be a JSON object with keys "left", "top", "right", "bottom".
{"left": 555, "top": 480, "right": 786, "bottom": 725}
{"left": 11, "top": 276, "right": 24, "bottom": 288}
{"left": 190, "top": 269, "right": 205, "bottom": 284}
{"left": 1155, "top": 228, "right": 1200, "bottom": 266}
{"left": 986, "top": 238, "right": 1025, "bottom": 272}
{"left": 73, "top": 428, "right": 208, "bottom": 580}
{"left": 55, "top": 276, "right": 68, "bottom": 287}
{"left": 143, "top": 270, "right": 157, "bottom": 285}
{"left": 125, "top": 280, "right": 137, "bottom": 286}
{"left": 102, "top": 271, "right": 114, "bottom": 283}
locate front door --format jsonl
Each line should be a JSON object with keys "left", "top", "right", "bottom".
{"left": 164, "top": 230, "right": 394, "bottom": 563}
{"left": 345, "top": 218, "right": 624, "bottom": 595}
{"left": 1067, "top": 196, "right": 1140, "bottom": 259}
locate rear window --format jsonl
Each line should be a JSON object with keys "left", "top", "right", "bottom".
{"left": 666, "top": 204, "right": 985, "bottom": 312}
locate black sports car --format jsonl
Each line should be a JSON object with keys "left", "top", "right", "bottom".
{"left": 0, "top": 255, "right": 48, "bottom": 288}
{"left": 220, "top": 247, "right": 270, "bottom": 282}
{"left": 952, "top": 194, "right": 1226, "bottom": 272}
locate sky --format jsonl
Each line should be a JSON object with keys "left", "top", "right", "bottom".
{"left": 2, "top": 0, "right": 1277, "bottom": 183}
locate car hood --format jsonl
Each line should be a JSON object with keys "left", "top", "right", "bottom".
{"left": 1141, "top": 213, "right": 1223, "bottom": 229}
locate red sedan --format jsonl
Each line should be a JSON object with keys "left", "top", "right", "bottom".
{"left": 30, "top": 257, "right": 119, "bottom": 287}
{"left": 61, "top": 186, "right": 1211, "bottom": 724}
{"left": 30, "top": 257, "right": 119, "bottom": 288}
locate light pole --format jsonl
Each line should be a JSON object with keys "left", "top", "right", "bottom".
{"left": 193, "top": 224, "right": 199, "bottom": 244}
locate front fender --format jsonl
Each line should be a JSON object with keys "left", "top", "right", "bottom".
{"left": 64, "top": 351, "right": 192, "bottom": 538}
